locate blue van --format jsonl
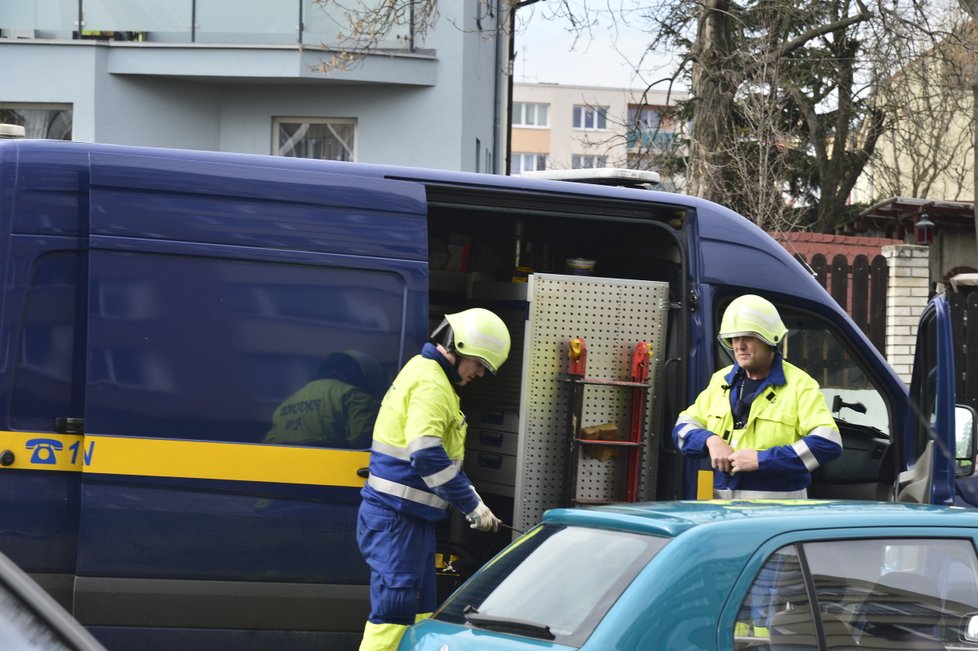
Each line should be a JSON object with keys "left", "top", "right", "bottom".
{"left": 0, "top": 140, "right": 972, "bottom": 651}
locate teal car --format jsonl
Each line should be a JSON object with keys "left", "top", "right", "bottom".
{"left": 399, "top": 501, "right": 978, "bottom": 650}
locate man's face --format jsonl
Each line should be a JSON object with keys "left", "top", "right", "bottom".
{"left": 455, "top": 356, "right": 487, "bottom": 386}
{"left": 730, "top": 335, "right": 776, "bottom": 377}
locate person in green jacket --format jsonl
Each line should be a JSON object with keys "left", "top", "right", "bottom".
{"left": 266, "top": 350, "right": 382, "bottom": 449}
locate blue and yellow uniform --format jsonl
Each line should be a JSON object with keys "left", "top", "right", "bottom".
{"left": 357, "top": 343, "right": 481, "bottom": 650}
{"left": 673, "top": 354, "right": 842, "bottom": 497}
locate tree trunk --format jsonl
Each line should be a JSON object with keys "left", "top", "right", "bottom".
{"left": 974, "top": 65, "right": 978, "bottom": 255}
{"left": 689, "top": 0, "right": 736, "bottom": 201}
{"left": 960, "top": 0, "right": 978, "bottom": 253}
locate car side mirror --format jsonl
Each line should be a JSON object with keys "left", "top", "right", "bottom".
{"left": 954, "top": 405, "right": 977, "bottom": 477}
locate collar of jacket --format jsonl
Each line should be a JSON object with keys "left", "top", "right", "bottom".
{"left": 421, "top": 342, "right": 463, "bottom": 385}
{"left": 723, "top": 352, "right": 787, "bottom": 389}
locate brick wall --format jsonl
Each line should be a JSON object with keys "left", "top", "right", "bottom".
{"left": 882, "top": 244, "right": 930, "bottom": 384}
{"left": 773, "top": 232, "right": 904, "bottom": 260}
{"left": 772, "top": 234, "right": 928, "bottom": 386}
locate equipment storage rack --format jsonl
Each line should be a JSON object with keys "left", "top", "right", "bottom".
{"left": 559, "top": 337, "right": 652, "bottom": 505}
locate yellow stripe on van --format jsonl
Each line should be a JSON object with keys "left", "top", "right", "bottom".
{"left": 0, "top": 431, "right": 86, "bottom": 471}
{"left": 0, "top": 431, "right": 369, "bottom": 488}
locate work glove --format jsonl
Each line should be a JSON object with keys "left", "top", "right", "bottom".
{"left": 466, "top": 500, "right": 501, "bottom": 533}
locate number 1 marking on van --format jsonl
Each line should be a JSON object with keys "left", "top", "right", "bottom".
{"left": 69, "top": 440, "right": 95, "bottom": 466}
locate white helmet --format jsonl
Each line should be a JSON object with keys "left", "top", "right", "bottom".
{"left": 718, "top": 295, "right": 787, "bottom": 348}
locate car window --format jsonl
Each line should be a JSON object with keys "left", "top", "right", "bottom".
{"left": 0, "top": 579, "right": 73, "bottom": 650}
{"left": 435, "top": 524, "right": 668, "bottom": 647}
{"left": 734, "top": 538, "right": 978, "bottom": 650}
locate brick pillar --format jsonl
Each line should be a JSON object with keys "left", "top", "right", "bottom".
{"left": 882, "top": 244, "right": 930, "bottom": 385}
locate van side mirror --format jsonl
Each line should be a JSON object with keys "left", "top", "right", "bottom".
{"left": 954, "top": 405, "right": 977, "bottom": 477}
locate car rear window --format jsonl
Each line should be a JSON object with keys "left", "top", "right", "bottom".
{"left": 435, "top": 523, "right": 668, "bottom": 647}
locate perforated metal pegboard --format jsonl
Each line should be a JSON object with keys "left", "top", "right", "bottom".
{"left": 514, "top": 273, "right": 669, "bottom": 532}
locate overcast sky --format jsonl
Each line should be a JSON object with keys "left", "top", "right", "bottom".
{"left": 512, "top": 9, "right": 682, "bottom": 90}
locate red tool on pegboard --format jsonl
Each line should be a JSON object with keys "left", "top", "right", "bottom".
{"left": 561, "top": 338, "right": 652, "bottom": 505}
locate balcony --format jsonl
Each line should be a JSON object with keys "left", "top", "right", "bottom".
{"left": 626, "top": 127, "right": 675, "bottom": 151}
{"left": 0, "top": 0, "right": 436, "bottom": 85}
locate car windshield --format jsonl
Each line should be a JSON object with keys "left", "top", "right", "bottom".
{"left": 435, "top": 523, "right": 668, "bottom": 646}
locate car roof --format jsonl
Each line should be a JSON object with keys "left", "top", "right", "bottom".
{"left": 542, "top": 500, "right": 978, "bottom": 538}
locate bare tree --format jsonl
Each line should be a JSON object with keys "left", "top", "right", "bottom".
{"left": 637, "top": 0, "right": 972, "bottom": 233}
{"left": 956, "top": 0, "right": 978, "bottom": 253}
{"left": 310, "top": 0, "right": 440, "bottom": 72}
{"left": 869, "top": 15, "right": 976, "bottom": 202}
{"left": 686, "top": 0, "right": 738, "bottom": 200}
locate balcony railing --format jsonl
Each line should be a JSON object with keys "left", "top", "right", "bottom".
{"left": 626, "top": 127, "right": 675, "bottom": 151}
{"left": 0, "top": 0, "right": 418, "bottom": 49}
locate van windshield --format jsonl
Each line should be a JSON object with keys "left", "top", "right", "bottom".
{"left": 435, "top": 524, "right": 668, "bottom": 646}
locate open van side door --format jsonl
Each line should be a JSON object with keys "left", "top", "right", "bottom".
{"left": 903, "top": 294, "right": 957, "bottom": 505}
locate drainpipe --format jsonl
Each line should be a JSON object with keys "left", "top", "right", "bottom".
{"left": 508, "top": 1, "right": 543, "bottom": 174}
{"left": 492, "top": 0, "right": 509, "bottom": 175}
{"left": 494, "top": 0, "right": 541, "bottom": 176}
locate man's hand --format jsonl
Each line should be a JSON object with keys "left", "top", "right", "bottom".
{"left": 706, "top": 435, "right": 734, "bottom": 473}
{"left": 466, "top": 501, "right": 501, "bottom": 532}
{"left": 729, "top": 448, "right": 759, "bottom": 474}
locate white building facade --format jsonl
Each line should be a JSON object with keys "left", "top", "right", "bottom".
{"left": 0, "top": 1, "right": 507, "bottom": 173}
{"left": 510, "top": 82, "right": 687, "bottom": 179}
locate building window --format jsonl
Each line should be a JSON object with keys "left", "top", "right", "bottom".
{"left": 572, "top": 105, "right": 607, "bottom": 130}
{"left": 274, "top": 118, "right": 355, "bottom": 161}
{"left": 512, "top": 153, "right": 548, "bottom": 175}
{"left": 571, "top": 154, "right": 607, "bottom": 169}
{"left": 0, "top": 105, "right": 72, "bottom": 139}
{"left": 628, "top": 107, "right": 661, "bottom": 130}
{"left": 627, "top": 106, "right": 674, "bottom": 150}
{"left": 513, "top": 102, "right": 549, "bottom": 127}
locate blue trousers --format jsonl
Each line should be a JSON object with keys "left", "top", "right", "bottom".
{"left": 357, "top": 499, "right": 437, "bottom": 626}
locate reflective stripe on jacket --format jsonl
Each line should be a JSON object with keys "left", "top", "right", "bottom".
{"left": 361, "top": 346, "right": 479, "bottom": 521}
{"left": 673, "top": 356, "right": 842, "bottom": 494}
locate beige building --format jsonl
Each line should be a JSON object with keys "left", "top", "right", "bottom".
{"left": 510, "top": 83, "right": 687, "bottom": 181}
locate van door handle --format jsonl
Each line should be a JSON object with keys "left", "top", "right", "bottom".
{"left": 357, "top": 467, "right": 369, "bottom": 478}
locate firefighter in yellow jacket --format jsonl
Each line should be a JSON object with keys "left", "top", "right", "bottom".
{"left": 357, "top": 308, "right": 510, "bottom": 651}
{"left": 673, "top": 294, "right": 842, "bottom": 498}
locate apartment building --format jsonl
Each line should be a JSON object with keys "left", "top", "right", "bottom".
{"left": 0, "top": 1, "right": 506, "bottom": 173}
{"left": 510, "top": 82, "right": 687, "bottom": 179}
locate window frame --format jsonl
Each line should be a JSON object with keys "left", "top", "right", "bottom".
{"left": 272, "top": 116, "right": 357, "bottom": 161}
{"left": 572, "top": 105, "right": 608, "bottom": 131}
{"left": 570, "top": 154, "right": 608, "bottom": 169}
{"left": 0, "top": 103, "right": 73, "bottom": 140}
{"left": 513, "top": 102, "right": 549, "bottom": 128}
{"left": 512, "top": 152, "right": 548, "bottom": 175}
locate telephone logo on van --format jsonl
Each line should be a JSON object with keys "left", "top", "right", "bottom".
{"left": 25, "top": 438, "right": 63, "bottom": 465}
